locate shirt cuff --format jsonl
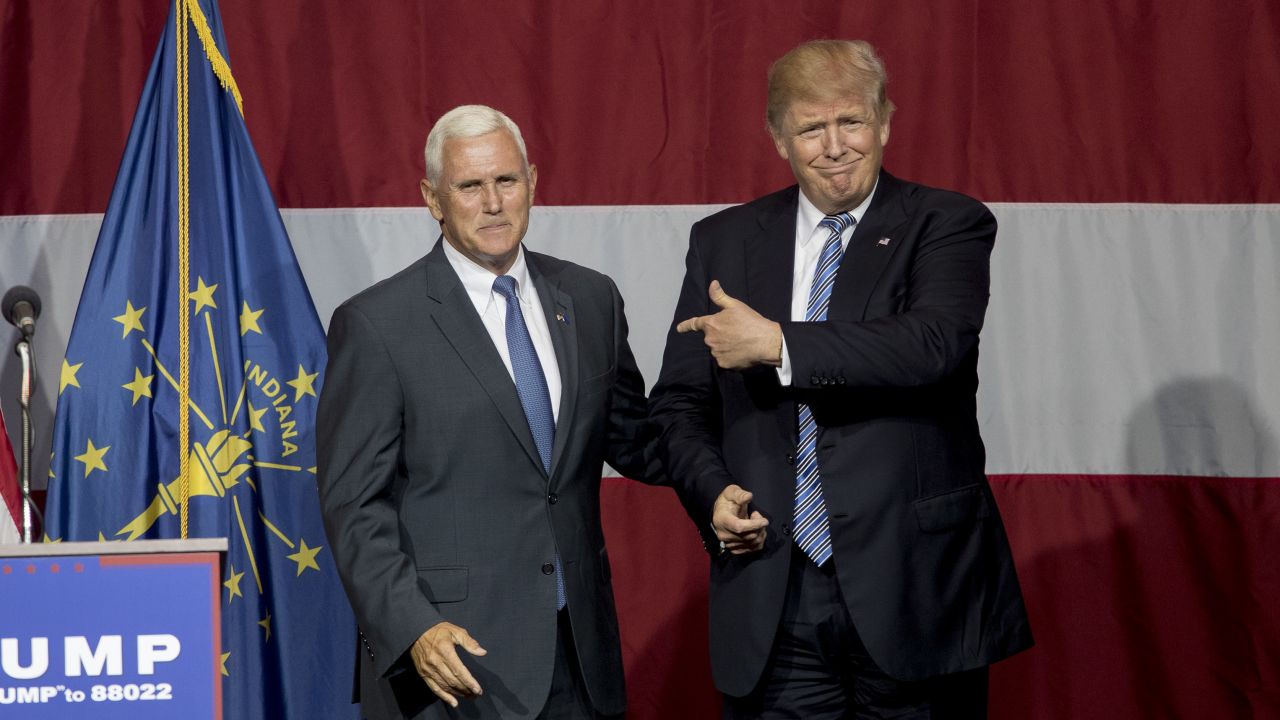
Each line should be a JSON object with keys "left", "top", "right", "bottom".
{"left": 776, "top": 335, "right": 793, "bottom": 386}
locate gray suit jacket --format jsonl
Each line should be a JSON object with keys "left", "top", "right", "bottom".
{"left": 317, "top": 240, "right": 660, "bottom": 719}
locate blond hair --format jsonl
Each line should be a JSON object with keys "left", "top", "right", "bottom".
{"left": 766, "top": 40, "right": 896, "bottom": 133}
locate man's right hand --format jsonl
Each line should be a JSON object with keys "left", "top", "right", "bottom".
{"left": 411, "top": 622, "right": 488, "bottom": 708}
{"left": 713, "top": 484, "right": 769, "bottom": 554}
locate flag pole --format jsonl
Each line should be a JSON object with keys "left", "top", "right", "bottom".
{"left": 15, "top": 338, "right": 34, "bottom": 542}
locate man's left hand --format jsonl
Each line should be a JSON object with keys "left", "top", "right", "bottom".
{"left": 677, "top": 280, "right": 783, "bottom": 369}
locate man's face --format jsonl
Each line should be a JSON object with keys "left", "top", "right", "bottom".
{"left": 421, "top": 130, "right": 537, "bottom": 275}
{"left": 771, "top": 94, "right": 890, "bottom": 215}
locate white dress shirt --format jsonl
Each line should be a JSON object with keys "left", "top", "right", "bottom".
{"left": 442, "top": 240, "right": 562, "bottom": 422}
{"left": 777, "top": 182, "right": 878, "bottom": 385}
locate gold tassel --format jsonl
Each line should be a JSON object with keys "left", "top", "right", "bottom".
{"left": 187, "top": 0, "right": 244, "bottom": 115}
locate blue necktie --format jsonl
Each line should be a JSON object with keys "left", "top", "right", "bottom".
{"left": 794, "top": 212, "right": 854, "bottom": 566}
{"left": 492, "top": 275, "right": 565, "bottom": 608}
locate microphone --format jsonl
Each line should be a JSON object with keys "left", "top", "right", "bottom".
{"left": 3, "top": 286, "right": 42, "bottom": 338}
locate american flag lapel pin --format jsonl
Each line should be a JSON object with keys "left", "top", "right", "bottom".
{"left": 878, "top": 237, "right": 892, "bottom": 246}
{"left": 556, "top": 311, "right": 569, "bottom": 325}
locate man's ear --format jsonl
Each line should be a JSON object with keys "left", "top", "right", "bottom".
{"left": 527, "top": 164, "right": 538, "bottom": 204}
{"left": 770, "top": 128, "right": 790, "bottom": 160}
{"left": 421, "top": 178, "right": 443, "bottom": 222}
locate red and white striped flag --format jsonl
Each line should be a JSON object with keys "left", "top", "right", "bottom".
{"left": 0, "top": 409, "right": 20, "bottom": 544}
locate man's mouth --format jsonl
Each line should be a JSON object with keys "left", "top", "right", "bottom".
{"left": 817, "top": 160, "right": 857, "bottom": 174}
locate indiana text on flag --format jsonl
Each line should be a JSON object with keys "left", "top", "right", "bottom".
{"left": 43, "top": 1, "right": 358, "bottom": 717}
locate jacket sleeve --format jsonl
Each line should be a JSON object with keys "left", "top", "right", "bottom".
{"left": 316, "top": 302, "right": 444, "bottom": 679}
{"left": 783, "top": 200, "right": 995, "bottom": 389}
{"left": 648, "top": 224, "right": 738, "bottom": 540}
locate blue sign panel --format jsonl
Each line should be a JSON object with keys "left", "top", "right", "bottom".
{"left": 0, "top": 551, "right": 219, "bottom": 718}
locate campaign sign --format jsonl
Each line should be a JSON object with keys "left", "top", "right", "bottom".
{"left": 0, "top": 541, "right": 222, "bottom": 719}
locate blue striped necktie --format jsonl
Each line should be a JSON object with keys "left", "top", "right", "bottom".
{"left": 794, "top": 212, "right": 854, "bottom": 566}
{"left": 492, "top": 275, "right": 565, "bottom": 608}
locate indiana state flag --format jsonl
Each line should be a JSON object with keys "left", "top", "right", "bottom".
{"left": 44, "top": 1, "right": 358, "bottom": 717}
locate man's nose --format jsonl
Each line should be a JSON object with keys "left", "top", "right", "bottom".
{"left": 481, "top": 182, "right": 503, "bottom": 212}
{"left": 822, "top": 126, "right": 844, "bottom": 159}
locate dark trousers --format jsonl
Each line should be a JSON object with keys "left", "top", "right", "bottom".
{"left": 724, "top": 548, "right": 988, "bottom": 720}
{"left": 536, "top": 609, "right": 621, "bottom": 720}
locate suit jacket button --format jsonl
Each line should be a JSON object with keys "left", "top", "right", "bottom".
{"left": 782, "top": 523, "right": 793, "bottom": 537}
{"left": 837, "top": 376, "right": 846, "bottom": 385}
{"left": 785, "top": 453, "right": 795, "bottom": 465}
{"left": 810, "top": 374, "right": 821, "bottom": 385}
{"left": 541, "top": 562, "right": 555, "bottom": 575}
{"left": 548, "top": 492, "right": 558, "bottom": 504}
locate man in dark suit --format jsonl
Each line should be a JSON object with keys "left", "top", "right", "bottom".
{"left": 650, "top": 40, "right": 1033, "bottom": 717}
{"left": 317, "top": 105, "right": 659, "bottom": 719}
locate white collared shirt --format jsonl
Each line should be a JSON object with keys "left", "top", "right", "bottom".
{"left": 442, "top": 240, "right": 562, "bottom": 422}
{"left": 777, "top": 182, "right": 878, "bottom": 385}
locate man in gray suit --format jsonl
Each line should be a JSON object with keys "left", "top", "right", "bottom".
{"left": 317, "top": 105, "right": 660, "bottom": 719}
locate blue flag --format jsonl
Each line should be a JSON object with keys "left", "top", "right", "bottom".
{"left": 44, "top": 1, "right": 358, "bottom": 717}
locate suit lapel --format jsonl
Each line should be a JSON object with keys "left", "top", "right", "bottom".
{"left": 828, "top": 172, "right": 910, "bottom": 321}
{"left": 423, "top": 241, "right": 547, "bottom": 475}
{"left": 528, "top": 253, "right": 577, "bottom": 484}
{"left": 744, "top": 187, "right": 798, "bottom": 324}
{"left": 744, "top": 188, "right": 800, "bottom": 442}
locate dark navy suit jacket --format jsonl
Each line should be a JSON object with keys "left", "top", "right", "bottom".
{"left": 651, "top": 171, "right": 1033, "bottom": 696}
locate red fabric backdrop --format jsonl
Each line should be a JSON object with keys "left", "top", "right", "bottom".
{"left": 4, "top": 1, "right": 1280, "bottom": 215}
{"left": 3, "top": 2, "right": 1279, "bottom": 718}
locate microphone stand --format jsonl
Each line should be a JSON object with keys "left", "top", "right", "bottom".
{"left": 14, "top": 333, "right": 35, "bottom": 543}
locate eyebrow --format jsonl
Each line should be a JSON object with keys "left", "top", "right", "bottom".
{"left": 452, "top": 173, "right": 522, "bottom": 188}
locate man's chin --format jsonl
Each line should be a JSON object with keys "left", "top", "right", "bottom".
{"left": 478, "top": 241, "right": 521, "bottom": 268}
{"left": 818, "top": 181, "right": 872, "bottom": 212}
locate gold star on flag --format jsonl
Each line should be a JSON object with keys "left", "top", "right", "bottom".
{"left": 190, "top": 277, "right": 219, "bottom": 314}
{"left": 74, "top": 439, "right": 110, "bottom": 478}
{"left": 258, "top": 612, "right": 272, "bottom": 643}
{"left": 220, "top": 652, "right": 231, "bottom": 677}
{"left": 60, "top": 359, "right": 83, "bottom": 395}
{"left": 112, "top": 301, "right": 146, "bottom": 338}
{"left": 247, "top": 401, "right": 268, "bottom": 433}
{"left": 287, "top": 538, "right": 323, "bottom": 576}
{"left": 239, "top": 301, "right": 264, "bottom": 336}
{"left": 122, "top": 368, "right": 154, "bottom": 406}
{"left": 224, "top": 563, "right": 245, "bottom": 601}
{"left": 286, "top": 364, "right": 319, "bottom": 402}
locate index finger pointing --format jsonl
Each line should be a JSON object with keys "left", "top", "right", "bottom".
{"left": 676, "top": 316, "right": 704, "bottom": 334}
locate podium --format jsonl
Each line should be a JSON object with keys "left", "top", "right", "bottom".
{"left": 0, "top": 539, "right": 225, "bottom": 719}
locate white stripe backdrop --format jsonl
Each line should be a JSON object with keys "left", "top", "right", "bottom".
{"left": 3, "top": 204, "right": 1278, "bottom": 486}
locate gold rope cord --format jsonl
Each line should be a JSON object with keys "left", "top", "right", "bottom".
{"left": 178, "top": 0, "right": 245, "bottom": 538}
{"left": 177, "top": 0, "right": 192, "bottom": 539}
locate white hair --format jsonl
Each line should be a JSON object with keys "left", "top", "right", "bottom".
{"left": 423, "top": 105, "right": 530, "bottom": 183}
